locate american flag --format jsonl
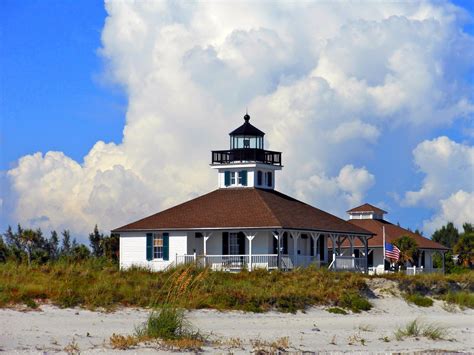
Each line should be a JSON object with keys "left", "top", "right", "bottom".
{"left": 385, "top": 242, "right": 400, "bottom": 260}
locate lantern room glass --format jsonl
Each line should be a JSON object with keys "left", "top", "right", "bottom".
{"left": 230, "top": 136, "right": 264, "bottom": 149}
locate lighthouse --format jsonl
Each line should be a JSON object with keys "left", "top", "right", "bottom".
{"left": 211, "top": 113, "right": 282, "bottom": 189}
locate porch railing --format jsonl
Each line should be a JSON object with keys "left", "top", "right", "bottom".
{"left": 405, "top": 266, "right": 443, "bottom": 275}
{"left": 174, "top": 254, "right": 318, "bottom": 270}
{"left": 330, "top": 256, "right": 367, "bottom": 272}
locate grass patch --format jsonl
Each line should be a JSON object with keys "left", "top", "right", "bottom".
{"left": 405, "top": 293, "right": 434, "bottom": 307}
{"left": 395, "top": 319, "right": 447, "bottom": 341}
{"left": 441, "top": 291, "right": 474, "bottom": 309}
{"left": 109, "top": 333, "right": 139, "bottom": 350}
{"left": 339, "top": 292, "right": 372, "bottom": 313}
{"left": 0, "top": 260, "right": 471, "bottom": 315}
{"left": 327, "top": 307, "right": 347, "bottom": 315}
{"left": 0, "top": 261, "right": 374, "bottom": 313}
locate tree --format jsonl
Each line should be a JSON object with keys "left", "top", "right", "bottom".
{"left": 454, "top": 228, "right": 474, "bottom": 267}
{"left": 462, "top": 223, "right": 473, "bottom": 234}
{"left": 393, "top": 235, "right": 419, "bottom": 267}
{"left": 0, "top": 236, "right": 9, "bottom": 262}
{"left": 89, "top": 225, "right": 104, "bottom": 257}
{"left": 19, "top": 229, "right": 39, "bottom": 266}
{"left": 61, "top": 230, "right": 72, "bottom": 256}
{"left": 103, "top": 233, "right": 120, "bottom": 262}
{"left": 47, "top": 231, "right": 60, "bottom": 260}
{"left": 432, "top": 222, "right": 459, "bottom": 249}
{"left": 70, "top": 244, "right": 91, "bottom": 261}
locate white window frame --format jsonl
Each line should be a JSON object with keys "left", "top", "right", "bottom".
{"left": 153, "top": 233, "right": 164, "bottom": 259}
{"left": 230, "top": 172, "right": 236, "bottom": 185}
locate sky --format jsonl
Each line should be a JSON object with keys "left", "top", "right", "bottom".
{"left": 1, "top": 0, "right": 473, "bottom": 243}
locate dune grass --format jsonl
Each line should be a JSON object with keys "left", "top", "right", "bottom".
{"left": 395, "top": 319, "right": 447, "bottom": 341}
{"left": 405, "top": 293, "right": 434, "bottom": 307}
{"left": 0, "top": 259, "right": 472, "bottom": 312}
{"left": 0, "top": 260, "right": 372, "bottom": 313}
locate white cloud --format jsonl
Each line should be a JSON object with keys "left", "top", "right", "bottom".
{"left": 5, "top": 2, "right": 474, "bottom": 239}
{"left": 423, "top": 190, "right": 474, "bottom": 234}
{"left": 404, "top": 136, "right": 474, "bottom": 207}
{"left": 294, "top": 165, "right": 375, "bottom": 216}
{"left": 403, "top": 136, "right": 474, "bottom": 233}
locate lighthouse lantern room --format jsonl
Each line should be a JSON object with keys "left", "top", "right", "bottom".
{"left": 211, "top": 113, "right": 282, "bottom": 189}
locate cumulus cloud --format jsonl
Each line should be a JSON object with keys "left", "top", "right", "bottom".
{"left": 294, "top": 165, "right": 375, "bottom": 216}
{"left": 403, "top": 136, "right": 474, "bottom": 233}
{"left": 423, "top": 190, "right": 474, "bottom": 234}
{"left": 404, "top": 136, "right": 474, "bottom": 206}
{"left": 5, "top": 1, "right": 474, "bottom": 239}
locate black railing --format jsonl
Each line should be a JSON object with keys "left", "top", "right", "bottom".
{"left": 211, "top": 148, "right": 282, "bottom": 166}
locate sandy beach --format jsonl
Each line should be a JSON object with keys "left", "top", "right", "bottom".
{"left": 0, "top": 286, "right": 473, "bottom": 354}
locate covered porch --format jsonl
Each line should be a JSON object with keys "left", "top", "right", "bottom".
{"left": 174, "top": 229, "right": 371, "bottom": 272}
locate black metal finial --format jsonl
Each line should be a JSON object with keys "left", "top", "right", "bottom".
{"left": 244, "top": 109, "right": 250, "bottom": 122}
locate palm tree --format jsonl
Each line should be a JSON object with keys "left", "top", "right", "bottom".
{"left": 393, "top": 235, "right": 419, "bottom": 268}
{"left": 20, "top": 229, "right": 37, "bottom": 266}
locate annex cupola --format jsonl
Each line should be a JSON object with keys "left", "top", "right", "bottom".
{"left": 347, "top": 203, "right": 387, "bottom": 220}
{"left": 211, "top": 113, "right": 282, "bottom": 189}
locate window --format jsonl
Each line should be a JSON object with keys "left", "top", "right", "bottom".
{"left": 153, "top": 233, "right": 163, "bottom": 259}
{"left": 229, "top": 233, "right": 240, "bottom": 255}
{"left": 230, "top": 172, "right": 236, "bottom": 185}
{"left": 266, "top": 172, "right": 273, "bottom": 187}
{"left": 257, "top": 171, "right": 262, "bottom": 185}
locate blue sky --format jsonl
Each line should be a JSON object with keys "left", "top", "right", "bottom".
{"left": 1, "top": 1, "right": 473, "bottom": 241}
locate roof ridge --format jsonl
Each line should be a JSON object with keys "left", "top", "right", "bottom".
{"left": 254, "top": 188, "right": 283, "bottom": 227}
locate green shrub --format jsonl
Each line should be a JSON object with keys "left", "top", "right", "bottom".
{"left": 406, "top": 293, "right": 433, "bottom": 307}
{"left": 339, "top": 292, "right": 372, "bottom": 313}
{"left": 137, "top": 306, "right": 188, "bottom": 340}
{"left": 327, "top": 307, "right": 347, "bottom": 315}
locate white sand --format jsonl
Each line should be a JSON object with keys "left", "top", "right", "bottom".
{"left": 0, "top": 290, "right": 473, "bottom": 353}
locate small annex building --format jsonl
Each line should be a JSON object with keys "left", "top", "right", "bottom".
{"left": 113, "top": 114, "right": 374, "bottom": 272}
{"left": 337, "top": 203, "right": 448, "bottom": 274}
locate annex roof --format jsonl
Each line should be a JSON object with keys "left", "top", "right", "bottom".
{"left": 343, "top": 219, "right": 448, "bottom": 250}
{"left": 113, "top": 188, "right": 373, "bottom": 235}
{"left": 347, "top": 203, "right": 387, "bottom": 215}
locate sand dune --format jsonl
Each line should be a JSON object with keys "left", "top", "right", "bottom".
{"left": 0, "top": 291, "right": 473, "bottom": 353}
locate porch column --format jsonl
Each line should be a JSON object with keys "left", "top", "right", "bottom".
{"left": 291, "top": 231, "right": 300, "bottom": 267}
{"left": 349, "top": 235, "right": 354, "bottom": 257}
{"left": 245, "top": 232, "right": 256, "bottom": 271}
{"left": 273, "top": 231, "right": 280, "bottom": 270}
{"left": 330, "top": 234, "right": 336, "bottom": 264}
{"left": 364, "top": 236, "right": 369, "bottom": 273}
{"left": 203, "top": 232, "right": 212, "bottom": 266}
{"left": 310, "top": 232, "right": 320, "bottom": 259}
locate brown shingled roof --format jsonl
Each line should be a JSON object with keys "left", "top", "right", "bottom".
{"left": 112, "top": 188, "right": 373, "bottom": 235}
{"left": 340, "top": 219, "right": 448, "bottom": 250}
{"left": 347, "top": 203, "right": 387, "bottom": 215}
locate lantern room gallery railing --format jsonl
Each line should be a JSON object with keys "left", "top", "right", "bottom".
{"left": 211, "top": 148, "right": 282, "bottom": 166}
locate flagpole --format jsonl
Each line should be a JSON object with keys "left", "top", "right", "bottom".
{"left": 383, "top": 226, "right": 386, "bottom": 269}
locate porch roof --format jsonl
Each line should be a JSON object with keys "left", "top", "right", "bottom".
{"left": 329, "top": 219, "right": 448, "bottom": 250}
{"left": 112, "top": 188, "right": 373, "bottom": 236}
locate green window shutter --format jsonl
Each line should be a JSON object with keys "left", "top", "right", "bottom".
{"left": 163, "top": 233, "right": 169, "bottom": 261}
{"left": 240, "top": 170, "right": 247, "bottom": 186}
{"left": 146, "top": 233, "right": 153, "bottom": 261}
{"left": 224, "top": 171, "right": 230, "bottom": 186}
{"left": 222, "top": 232, "right": 229, "bottom": 255}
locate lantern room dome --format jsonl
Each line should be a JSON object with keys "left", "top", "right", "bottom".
{"left": 229, "top": 114, "right": 265, "bottom": 137}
